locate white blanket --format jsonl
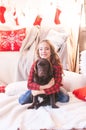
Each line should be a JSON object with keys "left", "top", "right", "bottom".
{"left": 0, "top": 92, "right": 86, "bottom": 130}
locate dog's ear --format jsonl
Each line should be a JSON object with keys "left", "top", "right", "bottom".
{"left": 34, "top": 60, "right": 38, "bottom": 75}
{"left": 49, "top": 62, "right": 53, "bottom": 76}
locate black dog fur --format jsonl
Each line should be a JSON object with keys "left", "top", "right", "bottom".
{"left": 28, "top": 58, "right": 59, "bottom": 109}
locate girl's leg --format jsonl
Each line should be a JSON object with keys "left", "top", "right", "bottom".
{"left": 55, "top": 88, "right": 70, "bottom": 103}
{"left": 18, "top": 90, "right": 32, "bottom": 105}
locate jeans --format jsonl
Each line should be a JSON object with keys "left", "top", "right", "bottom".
{"left": 19, "top": 89, "right": 69, "bottom": 105}
{"left": 19, "top": 90, "right": 32, "bottom": 105}
{"left": 56, "top": 90, "right": 69, "bottom": 102}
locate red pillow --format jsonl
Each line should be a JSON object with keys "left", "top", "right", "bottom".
{"left": 73, "top": 86, "right": 86, "bottom": 101}
{"left": 0, "top": 86, "right": 6, "bottom": 93}
{"left": 0, "top": 28, "right": 26, "bottom": 51}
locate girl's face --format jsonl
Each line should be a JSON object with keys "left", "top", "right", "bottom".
{"left": 38, "top": 41, "right": 51, "bottom": 60}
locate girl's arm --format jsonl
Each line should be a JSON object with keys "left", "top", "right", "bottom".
{"left": 40, "top": 78, "right": 55, "bottom": 90}
{"left": 42, "top": 65, "right": 62, "bottom": 95}
{"left": 32, "top": 65, "right": 62, "bottom": 96}
{"left": 32, "top": 78, "right": 55, "bottom": 96}
{"left": 27, "top": 63, "right": 62, "bottom": 95}
{"left": 32, "top": 90, "right": 45, "bottom": 96}
{"left": 27, "top": 62, "right": 40, "bottom": 90}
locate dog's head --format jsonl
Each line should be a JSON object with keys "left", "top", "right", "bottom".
{"left": 34, "top": 58, "right": 53, "bottom": 85}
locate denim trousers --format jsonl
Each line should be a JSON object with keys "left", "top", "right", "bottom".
{"left": 19, "top": 89, "right": 69, "bottom": 105}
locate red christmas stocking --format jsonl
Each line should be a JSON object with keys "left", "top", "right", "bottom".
{"left": 0, "top": 6, "right": 6, "bottom": 23}
{"left": 33, "top": 15, "right": 42, "bottom": 26}
{"left": 54, "top": 8, "right": 61, "bottom": 24}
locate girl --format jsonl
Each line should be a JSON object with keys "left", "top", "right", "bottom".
{"left": 19, "top": 40, "right": 69, "bottom": 106}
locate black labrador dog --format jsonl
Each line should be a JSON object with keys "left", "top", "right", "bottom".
{"left": 28, "top": 58, "right": 59, "bottom": 109}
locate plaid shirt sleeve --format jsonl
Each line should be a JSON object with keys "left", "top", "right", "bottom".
{"left": 44, "top": 65, "right": 62, "bottom": 95}
{"left": 27, "top": 61, "right": 40, "bottom": 90}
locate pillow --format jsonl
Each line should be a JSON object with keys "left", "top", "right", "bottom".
{"left": 73, "top": 87, "right": 86, "bottom": 101}
{"left": 62, "top": 70, "right": 86, "bottom": 92}
{"left": 0, "top": 28, "right": 26, "bottom": 51}
{"left": 45, "top": 29, "right": 68, "bottom": 51}
{"left": 5, "top": 81, "right": 28, "bottom": 96}
{"left": 0, "top": 86, "right": 6, "bottom": 93}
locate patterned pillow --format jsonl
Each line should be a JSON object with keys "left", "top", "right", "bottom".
{"left": 0, "top": 28, "right": 26, "bottom": 51}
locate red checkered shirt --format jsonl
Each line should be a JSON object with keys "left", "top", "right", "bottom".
{"left": 27, "top": 61, "right": 62, "bottom": 95}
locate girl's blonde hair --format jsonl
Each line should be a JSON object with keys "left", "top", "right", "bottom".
{"left": 35, "top": 40, "right": 63, "bottom": 71}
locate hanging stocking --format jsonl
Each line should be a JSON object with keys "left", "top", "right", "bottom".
{"left": 0, "top": 6, "right": 6, "bottom": 23}
{"left": 15, "top": 17, "right": 19, "bottom": 25}
{"left": 33, "top": 15, "right": 42, "bottom": 26}
{"left": 54, "top": 8, "right": 61, "bottom": 24}
{"left": 13, "top": 10, "right": 19, "bottom": 25}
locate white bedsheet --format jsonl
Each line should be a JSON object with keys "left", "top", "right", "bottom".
{"left": 0, "top": 92, "right": 86, "bottom": 130}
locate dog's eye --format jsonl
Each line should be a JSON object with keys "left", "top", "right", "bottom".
{"left": 38, "top": 62, "right": 46, "bottom": 66}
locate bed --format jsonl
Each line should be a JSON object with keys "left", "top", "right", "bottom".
{"left": 0, "top": 24, "right": 85, "bottom": 130}
{"left": 0, "top": 70, "right": 86, "bottom": 130}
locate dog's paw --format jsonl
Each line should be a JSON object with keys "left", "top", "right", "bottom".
{"left": 27, "top": 103, "right": 35, "bottom": 109}
{"left": 52, "top": 104, "right": 59, "bottom": 108}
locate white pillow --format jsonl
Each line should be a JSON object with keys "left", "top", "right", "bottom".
{"left": 63, "top": 70, "right": 86, "bottom": 92}
{"left": 46, "top": 29, "right": 68, "bottom": 51}
{"left": 5, "top": 81, "right": 28, "bottom": 96}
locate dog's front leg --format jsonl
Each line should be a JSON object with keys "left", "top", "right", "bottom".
{"left": 50, "top": 94, "right": 59, "bottom": 108}
{"left": 27, "top": 96, "right": 38, "bottom": 109}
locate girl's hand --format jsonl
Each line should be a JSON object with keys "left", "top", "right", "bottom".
{"left": 48, "top": 78, "right": 55, "bottom": 87}
{"left": 40, "top": 78, "right": 55, "bottom": 90}
{"left": 32, "top": 90, "right": 45, "bottom": 96}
